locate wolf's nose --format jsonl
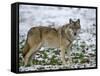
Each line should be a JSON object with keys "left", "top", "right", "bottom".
{"left": 74, "top": 33, "right": 76, "bottom": 36}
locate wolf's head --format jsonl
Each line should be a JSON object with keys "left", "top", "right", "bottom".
{"left": 63, "top": 19, "right": 81, "bottom": 41}
{"left": 68, "top": 19, "right": 81, "bottom": 36}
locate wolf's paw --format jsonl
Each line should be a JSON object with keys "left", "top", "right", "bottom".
{"left": 62, "top": 60, "right": 67, "bottom": 65}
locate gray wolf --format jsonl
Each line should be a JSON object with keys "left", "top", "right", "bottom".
{"left": 22, "top": 19, "right": 81, "bottom": 66}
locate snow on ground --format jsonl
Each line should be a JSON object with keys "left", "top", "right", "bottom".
{"left": 19, "top": 5, "right": 96, "bottom": 72}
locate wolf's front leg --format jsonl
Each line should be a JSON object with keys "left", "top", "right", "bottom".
{"left": 66, "top": 49, "right": 72, "bottom": 64}
{"left": 60, "top": 48, "right": 66, "bottom": 65}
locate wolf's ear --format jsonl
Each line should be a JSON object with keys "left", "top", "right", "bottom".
{"left": 69, "top": 19, "right": 73, "bottom": 23}
{"left": 77, "top": 19, "right": 80, "bottom": 23}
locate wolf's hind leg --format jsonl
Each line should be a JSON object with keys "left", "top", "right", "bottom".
{"left": 24, "top": 43, "right": 42, "bottom": 66}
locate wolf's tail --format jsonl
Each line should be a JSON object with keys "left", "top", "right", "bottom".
{"left": 23, "top": 41, "right": 30, "bottom": 58}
